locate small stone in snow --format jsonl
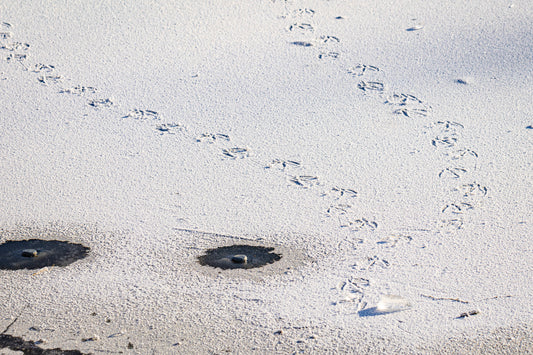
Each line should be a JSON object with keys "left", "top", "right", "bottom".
{"left": 231, "top": 255, "right": 248, "bottom": 264}
{"left": 21, "top": 249, "right": 38, "bottom": 257}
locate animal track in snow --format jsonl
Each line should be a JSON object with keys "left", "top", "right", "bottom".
{"left": 393, "top": 107, "right": 429, "bottom": 117}
{"left": 318, "top": 51, "right": 339, "bottom": 60}
{"left": 318, "top": 35, "right": 340, "bottom": 44}
{"left": 291, "top": 8, "right": 315, "bottom": 17}
{"left": 342, "top": 217, "right": 378, "bottom": 231}
{"left": 353, "top": 255, "right": 390, "bottom": 270}
{"left": 279, "top": 8, "right": 315, "bottom": 19}
{"left": 59, "top": 85, "right": 97, "bottom": 95}
{"left": 88, "top": 98, "right": 113, "bottom": 108}
{"left": 288, "top": 23, "right": 314, "bottom": 33}
{"left": 196, "top": 133, "right": 230, "bottom": 144}
{"left": 438, "top": 167, "right": 467, "bottom": 179}
{"left": 325, "top": 204, "right": 377, "bottom": 231}
{"left": 326, "top": 187, "right": 358, "bottom": 199}
{"left": 29, "top": 65, "right": 63, "bottom": 84}
{"left": 384, "top": 93, "right": 431, "bottom": 117}
{"left": 222, "top": 147, "right": 250, "bottom": 159}
{"left": 334, "top": 278, "right": 370, "bottom": 310}
{"left": 289, "top": 175, "right": 319, "bottom": 188}
{"left": 0, "top": 31, "right": 13, "bottom": 40}
{"left": 325, "top": 203, "right": 352, "bottom": 215}
{"left": 29, "top": 63, "right": 56, "bottom": 73}
{"left": 1, "top": 42, "right": 29, "bottom": 51}
{"left": 455, "top": 182, "right": 487, "bottom": 198}
{"left": 264, "top": 159, "right": 301, "bottom": 171}
{"left": 441, "top": 202, "right": 474, "bottom": 215}
{"left": 429, "top": 121, "right": 464, "bottom": 135}
{"left": 37, "top": 74, "right": 63, "bottom": 85}
{"left": 439, "top": 218, "right": 464, "bottom": 231}
{"left": 377, "top": 234, "right": 412, "bottom": 248}
{"left": 5, "top": 53, "right": 27, "bottom": 63}
{"left": 450, "top": 148, "right": 478, "bottom": 160}
{"left": 347, "top": 64, "right": 380, "bottom": 77}
{"left": 435, "top": 120, "right": 464, "bottom": 130}
{"left": 432, "top": 135, "right": 459, "bottom": 148}
{"left": 123, "top": 109, "right": 159, "bottom": 120}
{"left": 385, "top": 93, "right": 423, "bottom": 106}
{"left": 357, "top": 81, "right": 385, "bottom": 92}
{"left": 155, "top": 123, "right": 185, "bottom": 135}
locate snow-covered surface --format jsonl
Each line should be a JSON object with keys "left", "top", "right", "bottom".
{"left": 0, "top": 1, "right": 531, "bottom": 353}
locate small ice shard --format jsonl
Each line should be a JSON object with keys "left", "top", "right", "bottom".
{"left": 456, "top": 78, "right": 472, "bottom": 85}
{"left": 406, "top": 25, "right": 423, "bottom": 31}
{"left": 376, "top": 295, "right": 411, "bottom": 313}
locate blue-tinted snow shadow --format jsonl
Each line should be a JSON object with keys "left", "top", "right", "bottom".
{"left": 358, "top": 307, "right": 404, "bottom": 317}
{"left": 358, "top": 307, "right": 384, "bottom": 317}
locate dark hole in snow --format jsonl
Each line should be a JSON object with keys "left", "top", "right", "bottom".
{"left": 0, "top": 239, "right": 89, "bottom": 270}
{"left": 198, "top": 245, "right": 282, "bottom": 270}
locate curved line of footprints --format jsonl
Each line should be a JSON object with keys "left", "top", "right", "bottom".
{"left": 271, "top": 2, "right": 489, "bottom": 309}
